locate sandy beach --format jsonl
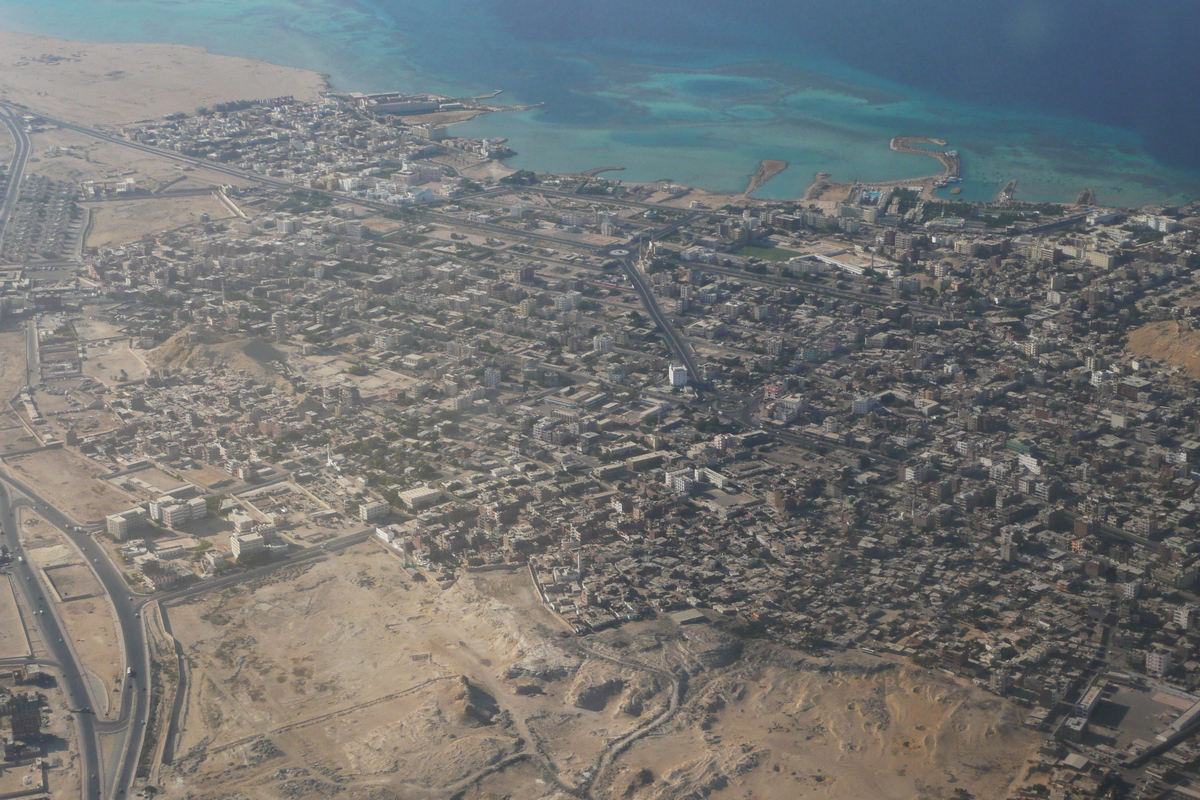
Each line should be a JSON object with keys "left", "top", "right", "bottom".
{"left": 0, "top": 29, "right": 327, "bottom": 125}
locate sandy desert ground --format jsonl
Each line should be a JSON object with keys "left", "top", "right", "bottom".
{"left": 0, "top": 330, "right": 29, "bottom": 400}
{"left": 5, "top": 447, "right": 134, "bottom": 523}
{"left": 0, "top": 575, "right": 30, "bottom": 660}
{"left": 85, "top": 194, "right": 232, "bottom": 248}
{"left": 155, "top": 545, "right": 1038, "bottom": 800}
{"left": 1127, "top": 319, "right": 1200, "bottom": 378}
{"left": 0, "top": 30, "right": 326, "bottom": 125}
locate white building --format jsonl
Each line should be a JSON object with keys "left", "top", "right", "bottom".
{"left": 376, "top": 332, "right": 402, "bottom": 351}
{"left": 555, "top": 292, "right": 582, "bottom": 312}
{"left": 851, "top": 396, "right": 876, "bottom": 415}
{"left": 1147, "top": 648, "right": 1173, "bottom": 678}
{"left": 106, "top": 508, "right": 145, "bottom": 541}
{"left": 161, "top": 504, "right": 190, "bottom": 529}
{"left": 668, "top": 365, "right": 689, "bottom": 388}
{"left": 359, "top": 500, "right": 391, "bottom": 523}
{"left": 396, "top": 487, "right": 445, "bottom": 511}
{"left": 1139, "top": 215, "right": 1180, "bottom": 233}
{"left": 160, "top": 496, "right": 209, "bottom": 529}
{"left": 664, "top": 469, "right": 694, "bottom": 496}
{"left": 1176, "top": 605, "right": 1194, "bottom": 630}
{"left": 231, "top": 511, "right": 256, "bottom": 534}
{"left": 230, "top": 532, "right": 265, "bottom": 563}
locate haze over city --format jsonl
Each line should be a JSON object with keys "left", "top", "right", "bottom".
{"left": 0, "top": 2, "right": 1197, "bottom": 799}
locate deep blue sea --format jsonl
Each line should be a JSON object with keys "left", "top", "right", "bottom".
{"left": 1, "top": 0, "right": 1198, "bottom": 206}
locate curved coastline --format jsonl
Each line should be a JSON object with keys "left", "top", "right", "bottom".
{"left": 803, "top": 136, "right": 961, "bottom": 202}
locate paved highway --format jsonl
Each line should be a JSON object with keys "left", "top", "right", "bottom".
{"left": 0, "top": 104, "right": 32, "bottom": 256}
{"left": 0, "top": 467, "right": 149, "bottom": 799}
{"left": 609, "top": 247, "right": 704, "bottom": 398}
{"left": 0, "top": 482, "right": 102, "bottom": 799}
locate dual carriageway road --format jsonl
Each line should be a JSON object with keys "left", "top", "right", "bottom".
{"left": 0, "top": 104, "right": 33, "bottom": 256}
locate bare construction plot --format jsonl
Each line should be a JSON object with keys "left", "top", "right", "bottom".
{"left": 0, "top": 576, "right": 31, "bottom": 659}
{"left": 5, "top": 447, "right": 133, "bottom": 522}
{"left": 58, "top": 595, "right": 124, "bottom": 710}
{"left": 44, "top": 563, "right": 103, "bottom": 602}
{"left": 82, "top": 338, "right": 149, "bottom": 387}
{"left": 85, "top": 194, "right": 229, "bottom": 249}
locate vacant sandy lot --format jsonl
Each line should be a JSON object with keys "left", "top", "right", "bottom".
{"left": 0, "top": 30, "right": 326, "bottom": 125}
{"left": 6, "top": 447, "right": 133, "bottom": 522}
{"left": 161, "top": 548, "right": 668, "bottom": 799}
{"left": 86, "top": 194, "right": 230, "bottom": 248}
{"left": 0, "top": 419, "right": 38, "bottom": 456}
{"left": 74, "top": 316, "right": 125, "bottom": 342}
{"left": 27, "top": 381, "right": 125, "bottom": 443}
{"left": 45, "top": 562, "right": 103, "bottom": 601}
{"left": 621, "top": 657, "right": 1033, "bottom": 800}
{"left": 110, "top": 464, "right": 189, "bottom": 497}
{"left": 0, "top": 330, "right": 28, "bottom": 401}
{"left": 25, "top": 126, "right": 252, "bottom": 195}
{"left": 157, "top": 547, "right": 1037, "bottom": 800}
{"left": 83, "top": 338, "right": 148, "bottom": 387}
{"left": 59, "top": 594, "right": 124, "bottom": 712}
{"left": 0, "top": 576, "right": 30, "bottom": 659}
{"left": 180, "top": 463, "right": 238, "bottom": 491}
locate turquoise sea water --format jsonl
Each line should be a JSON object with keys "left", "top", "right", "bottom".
{"left": 1, "top": 0, "right": 1198, "bottom": 207}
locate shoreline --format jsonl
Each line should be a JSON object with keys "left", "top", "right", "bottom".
{"left": 1, "top": 13, "right": 1197, "bottom": 210}
{"left": 3, "top": 26, "right": 1182, "bottom": 213}
{"left": 802, "top": 135, "right": 962, "bottom": 202}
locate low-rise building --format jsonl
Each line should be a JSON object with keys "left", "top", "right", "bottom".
{"left": 359, "top": 499, "right": 391, "bottom": 522}
{"left": 230, "top": 532, "right": 266, "bottom": 562}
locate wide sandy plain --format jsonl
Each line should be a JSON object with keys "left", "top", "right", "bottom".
{"left": 154, "top": 546, "right": 1038, "bottom": 800}
{"left": 0, "top": 30, "right": 326, "bottom": 125}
